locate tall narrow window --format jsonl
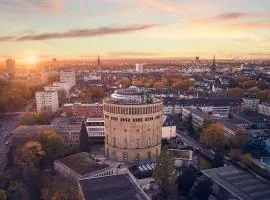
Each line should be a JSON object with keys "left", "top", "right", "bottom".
{"left": 113, "top": 137, "right": 116, "bottom": 147}
{"left": 123, "top": 138, "right": 128, "bottom": 149}
{"left": 136, "top": 139, "right": 140, "bottom": 149}
{"left": 147, "top": 137, "right": 151, "bottom": 147}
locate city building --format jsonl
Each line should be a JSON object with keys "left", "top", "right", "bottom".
{"left": 202, "top": 166, "right": 270, "bottom": 200}
{"left": 12, "top": 125, "right": 81, "bottom": 149}
{"left": 54, "top": 152, "right": 117, "bottom": 183}
{"left": 6, "top": 58, "right": 16, "bottom": 79}
{"left": 86, "top": 118, "right": 104, "bottom": 141}
{"left": 60, "top": 69, "right": 76, "bottom": 89}
{"left": 182, "top": 107, "right": 217, "bottom": 128}
{"left": 78, "top": 173, "right": 149, "bottom": 200}
{"left": 170, "top": 149, "right": 193, "bottom": 168}
{"left": 241, "top": 97, "right": 260, "bottom": 112}
{"left": 62, "top": 103, "right": 103, "bottom": 119}
{"left": 258, "top": 102, "right": 270, "bottom": 116}
{"left": 35, "top": 91, "right": 59, "bottom": 113}
{"left": 103, "top": 87, "right": 163, "bottom": 163}
{"left": 162, "top": 115, "right": 176, "bottom": 138}
{"left": 135, "top": 63, "right": 144, "bottom": 73}
{"left": 52, "top": 82, "right": 70, "bottom": 95}
{"left": 162, "top": 97, "right": 241, "bottom": 116}
{"left": 232, "top": 112, "right": 270, "bottom": 129}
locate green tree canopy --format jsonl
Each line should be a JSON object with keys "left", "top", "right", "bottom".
{"left": 177, "top": 167, "right": 197, "bottom": 195}
{"left": 38, "top": 130, "right": 70, "bottom": 166}
{"left": 153, "top": 146, "right": 176, "bottom": 197}
{"left": 80, "top": 121, "right": 89, "bottom": 152}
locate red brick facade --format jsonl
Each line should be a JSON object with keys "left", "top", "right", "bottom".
{"left": 62, "top": 103, "right": 103, "bottom": 119}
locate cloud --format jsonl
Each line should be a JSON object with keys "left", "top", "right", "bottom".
{"left": 248, "top": 52, "right": 270, "bottom": 56}
{"left": 141, "top": 0, "right": 210, "bottom": 13}
{"left": 109, "top": 52, "right": 160, "bottom": 57}
{"left": 186, "top": 12, "right": 265, "bottom": 25}
{"left": 212, "top": 12, "right": 255, "bottom": 21}
{"left": 227, "top": 23, "right": 270, "bottom": 30}
{"left": 23, "top": 0, "right": 64, "bottom": 12}
{"left": 0, "top": 36, "right": 15, "bottom": 42}
{"left": 0, "top": 24, "right": 159, "bottom": 42}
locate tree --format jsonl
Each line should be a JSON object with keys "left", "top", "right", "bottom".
{"left": 257, "top": 90, "right": 270, "bottom": 102}
{"left": 223, "top": 87, "right": 244, "bottom": 99}
{"left": 0, "top": 190, "right": 7, "bottom": 200}
{"left": 229, "top": 129, "right": 250, "bottom": 149}
{"left": 188, "top": 177, "right": 212, "bottom": 200}
{"left": 116, "top": 78, "right": 130, "bottom": 88}
{"left": 211, "top": 146, "right": 224, "bottom": 168}
{"left": 38, "top": 130, "right": 70, "bottom": 166}
{"left": 200, "top": 122, "right": 226, "bottom": 149}
{"left": 154, "top": 81, "right": 166, "bottom": 89}
{"left": 229, "top": 149, "right": 241, "bottom": 161}
{"left": 20, "top": 112, "right": 52, "bottom": 125}
{"left": 172, "top": 79, "right": 194, "bottom": 91}
{"left": 15, "top": 141, "right": 45, "bottom": 168}
{"left": 153, "top": 146, "right": 176, "bottom": 197}
{"left": 177, "top": 167, "right": 197, "bottom": 195}
{"left": 7, "top": 181, "right": 25, "bottom": 200}
{"left": 80, "top": 121, "right": 89, "bottom": 152}
{"left": 242, "top": 153, "right": 252, "bottom": 168}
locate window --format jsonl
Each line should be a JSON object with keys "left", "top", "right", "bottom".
{"left": 123, "top": 152, "right": 128, "bottom": 163}
{"left": 113, "top": 137, "right": 116, "bottom": 147}
{"left": 136, "top": 153, "right": 140, "bottom": 162}
{"left": 107, "top": 148, "right": 109, "bottom": 156}
{"left": 147, "top": 137, "right": 151, "bottom": 147}
{"left": 147, "top": 152, "right": 151, "bottom": 160}
{"left": 123, "top": 138, "right": 128, "bottom": 149}
{"left": 136, "top": 139, "right": 140, "bottom": 149}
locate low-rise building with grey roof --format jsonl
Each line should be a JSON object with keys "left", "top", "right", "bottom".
{"left": 54, "top": 152, "right": 119, "bottom": 182}
{"left": 12, "top": 124, "right": 81, "bottom": 149}
{"left": 202, "top": 166, "right": 270, "bottom": 200}
{"left": 78, "top": 173, "right": 150, "bottom": 200}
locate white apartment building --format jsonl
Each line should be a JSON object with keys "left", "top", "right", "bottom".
{"left": 53, "top": 82, "right": 70, "bottom": 95}
{"left": 135, "top": 63, "right": 144, "bottom": 73}
{"left": 241, "top": 98, "right": 259, "bottom": 112}
{"left": 258, "top": 102, "right": 270, "bottom": 116}
{"left": 60, "top": 69, "right": 76, "bottom": 89}
{"left": 86, "top": 118, "right": 104, "bottom": 140}
{"left": 35, "top": 91, "right": 59, "bottom": 113}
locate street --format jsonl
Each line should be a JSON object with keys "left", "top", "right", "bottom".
{"left": 176, "top": 130, "right": 215, "bottom": 160}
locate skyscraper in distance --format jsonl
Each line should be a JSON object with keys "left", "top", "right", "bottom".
{"left": 211, "top": 54, "right": 216, "bottom": 73}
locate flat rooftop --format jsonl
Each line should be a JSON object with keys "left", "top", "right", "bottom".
{"left": 170, "top": 149, "right": 192, "bottom": 160}
{"left": 234, "top": 112, "right": 270, "bottom": 124}
{"left": 56, "top": 152, "right": 110, "bottom": 176}
{"left": 79, "top": 173, "right": 149, "bottom": 200}
{"left": 114, "top": 87, "right": 152, "bottom": 95}
{"left": 12, "top": 125, "right": 81, "bottom": 133}
{"left": 202, "top": 166, "right": 270, "bottom": 200}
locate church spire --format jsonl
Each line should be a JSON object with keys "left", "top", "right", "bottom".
{"left": 97, "top": 55, "right": 101, "bottom": 66}
{"left": 211, "top": 54, "right": 216, "bottom": 73}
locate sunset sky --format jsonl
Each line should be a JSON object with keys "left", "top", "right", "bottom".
{"left": 0, "top": 0, "right": 270, "bottom": 61}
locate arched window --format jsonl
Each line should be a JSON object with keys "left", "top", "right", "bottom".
{"left": 136, "top": 153, "right": 140, "bottom": 162}
{"left": 136, "top": 139, "right": 140, "bottom": 149}
{"left": 113, "top": 137, "right": 116, "bottom": 147}
{"left": 123, "top": 138, "right": 128, "bottom": 149}
{"left": 147, "top": 137, "right": 151, "bottom": 147}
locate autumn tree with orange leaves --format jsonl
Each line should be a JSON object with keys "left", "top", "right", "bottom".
{"left": 200, "top": 122, "right": 227, "bottom": 149}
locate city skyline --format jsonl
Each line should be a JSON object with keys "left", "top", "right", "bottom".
{"left": 1, "top": 0, "right": 270, "bottom": 61}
